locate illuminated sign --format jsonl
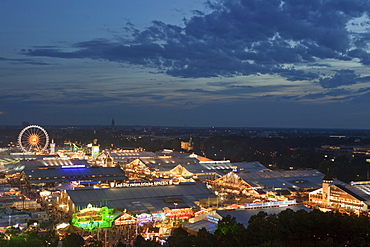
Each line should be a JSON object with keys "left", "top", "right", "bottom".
{"left": 199, "top": 160, "right": 231, "bottom": 164}
{"left": 207, "top": 216, "right": 219, "bottom": 224}
{"left": 244, "top": 199, "right": 296, "bottom": 208}
{"left": 117, "top": 181, "right": 169, "bottom": 187}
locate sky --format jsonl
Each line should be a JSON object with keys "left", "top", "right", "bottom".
{"left": 2, "top": 0, "right": 370, "bottom": 129}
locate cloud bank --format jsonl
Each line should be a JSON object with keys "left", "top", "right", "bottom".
{"left": 22, "top": 0, "right": 370, "bottom": 89}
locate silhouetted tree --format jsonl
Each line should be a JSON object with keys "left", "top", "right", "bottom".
{"left": 167, "top": 227, "right": 196, "bottom": 247}
{"left": 194, "top": 227, "right": 218, "bottom": 247}
{"left": 214, "top": 215, "right": 247, "bottom": 247}
{"left": 62, "top": 233, "right": 84, "bottom": 247}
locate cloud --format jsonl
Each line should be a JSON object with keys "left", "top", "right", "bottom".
{"left": 22, "top": 0, "right": 370, "bottom": 84}
{"left": 317, "top": 69, "right": 370, "bottom": 88}
{"left": 0, "top": 56, "right": 53, "bottom": 66}
{"left": 351, "top": 91, "right": 370, "bottom": 104}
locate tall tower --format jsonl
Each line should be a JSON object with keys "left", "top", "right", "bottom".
{"left": 111, "top": 118, "right": 116, "bottom": 132}
{"left": 322, "top": 173, "right": 334, "bottom": 206}
{"left": 105, "top": 152, "right": 114, "bottom": 167}
{"left": 187, "top": 136, "right": 193, "bottom": 151}
{"left": 91, "top": 139, "right": 100, "bottom": 159}
{"left": 50, "top": 139, "right": 56, "bottom": 155}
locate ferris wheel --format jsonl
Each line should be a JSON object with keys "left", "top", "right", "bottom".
{"left": 18, "top": 125, "right": 49, "bottom": 153}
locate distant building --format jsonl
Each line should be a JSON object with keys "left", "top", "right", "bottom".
{"left": 308, "top": 176, "right": 370, "bottom": 213}
{"left": 315, "top": 145, "right": 370, "bottom": 159}
{"left": 21, "top": 165, "right": 126, "bottom": 188}
{"left": 181, "top": 137, "right": 193, "bottom": 151}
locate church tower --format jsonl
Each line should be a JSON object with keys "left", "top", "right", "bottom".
{"left": 91, "top": 139, "right": 100, "bottom": 159}
{"left": 105, "top": 152, "right": 114, "bottom": 167}
{"left": 322, "top": 173, "right": 333, "bottom": 206}
{"left": 111, "top": 118, "right": 116, "bottom": 132}
{"left": 50, "top": 139, "right": 56, "bottom": 155}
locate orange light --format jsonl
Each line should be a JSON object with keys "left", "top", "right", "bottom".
{"left": 29, "top": 135, "right": 39, "bottom": 145}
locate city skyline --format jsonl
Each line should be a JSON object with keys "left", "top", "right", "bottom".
{"left": 2, "top": 0, "right": 370, "bottom": 129}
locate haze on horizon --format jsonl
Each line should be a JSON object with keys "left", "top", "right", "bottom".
{"left": 2, "top": 0, "right": 370, "bottom": 129}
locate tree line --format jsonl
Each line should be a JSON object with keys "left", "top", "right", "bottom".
{"left": 134, "top": 209, "right": 370, "bottom": 247}
{"left": 4, "top": 209, "right": 369, "bottom": 247}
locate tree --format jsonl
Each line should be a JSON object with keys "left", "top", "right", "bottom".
{"left": 214, "top": 215, "right": 247, "bottom": 247}
{"left": 292, "top": 210, "right": 311, "bottom": 246}
{"left": 167, "top": 227, "right": 195, "bottom": 247}
{"left": 116, "top": 242, "right": 126, "bottom": 247}
{"left": 133, "top": 235, "right": 146, "bottom": 247}
{"left": 133, "top": 235, "right": 161, "bottom": 247}
{"left": 194, "top": 227, "right": 218, "bottom": 247}
{"left": 62, "top": 233, "right": 84, "bottom": 247}
{"left": 246, "top": 211, "right": 272, "bottom": 246}
{"left": 277, "top": 209, "right": 296, "bottom": 246}
{"left": 88, "top": 238, "right": 103, "bottom": 247}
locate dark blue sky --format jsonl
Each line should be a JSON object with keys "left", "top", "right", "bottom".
{"left": 2, "top": 0, "right": 370, "bottom": 129}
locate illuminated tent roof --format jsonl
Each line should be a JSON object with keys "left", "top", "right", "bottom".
{"left": 238, "top": 169, "right": 329, "bottom": 189}
{"left": 168, "top": 165, "right": 193, "bottom": 177}
{"left": 67, "top": 183, "right": 216, "bottom": 214}
{"left": 22, "top": 166, "right": 127, "bottom": 184}
{"left": 110, "top": 152, "right": 156, "bottom": 159}
{"left": 199, "top": 161, "right": 268, "bottom": 173}
{"left": 19, "top": 159, "right": 89, "bottom": 168}
{"left": 23, "top": 166, "right": 125, "bottom": 179}
{"left": 183, "top": 220, "right": 217, "bottom": 234}
{"left": 349, "top": 183, "right": 370, "bottom": 206}
{"left": 138, "top": 157, "right": 199, "bottom": 170}
{"left": 214, "top": 172, "right": 253, "bottom": 188}
{"left": 59, "top": 224, "right": 83, "bottom": 233}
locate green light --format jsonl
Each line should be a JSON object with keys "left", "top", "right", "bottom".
{"left": 71, "top": 204, "right": 121, "bottom": 230}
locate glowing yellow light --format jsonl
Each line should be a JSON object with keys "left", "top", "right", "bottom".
{"left": 29, "top": 135, "right": 39, "bottom": 145}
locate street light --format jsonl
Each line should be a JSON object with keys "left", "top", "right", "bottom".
{"left": 173, "top": 202, "right": 178, "bottom": 225}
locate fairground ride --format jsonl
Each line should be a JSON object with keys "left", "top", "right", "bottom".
{"left": 18, "top": 125, "right": 49, "bottom": 153}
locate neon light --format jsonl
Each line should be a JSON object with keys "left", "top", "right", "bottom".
{"left": 72, "top": 204, "right": 121, "bottom": 230}
{"left": 165, "top": 208, "right": 193, "bottom": 219}
{"left": 136, "top": 213, "right": 152, "bottom": 226}
{"left": 61, "top": 164, "right": 86, "bottom": 168}
{"left": 151, "top": 212, "right": 166, "bottom": 222}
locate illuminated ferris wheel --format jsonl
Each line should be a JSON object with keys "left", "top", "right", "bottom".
{"left": 18, "top": 125, "right": 49, "bottom": 153}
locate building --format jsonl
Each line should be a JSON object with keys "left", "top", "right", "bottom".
{"left": 21, "top": 165, "right": 126, "bottom": 188}
{"left": 308, "top": 176, "right": 370, "bottom": 213}
{"left": 58, "top": 183, "right": 217, "bottom": 215}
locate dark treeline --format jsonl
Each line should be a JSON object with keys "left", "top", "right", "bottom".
{"left": 133, "top": 209, "right": 370, "bottom": 247}
{"left": 2, "top": 208, "right": 370, "bottom": 247}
